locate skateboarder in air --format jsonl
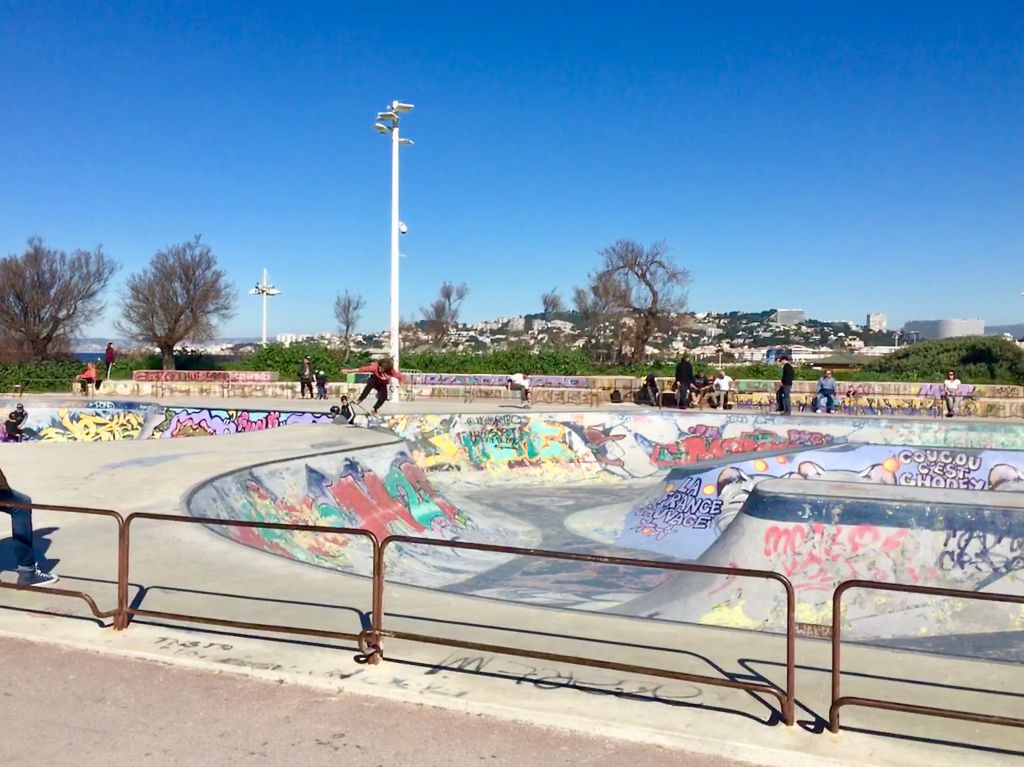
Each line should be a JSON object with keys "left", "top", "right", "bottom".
{"left": 506, "top": 372, "right": 532, "bottom": 407}
{"left": 340, "top": 358, "right": 405, "bottom": 415}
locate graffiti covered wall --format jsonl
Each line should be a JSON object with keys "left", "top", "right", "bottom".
{"left": 616, "top": 482, "right": 1024, "bottom": 649}
{"left": 0, "top": 400, "right": 336, "bottom": 442}
{"left": 617, "top": 443, "right": 1024, "bottom": 560}
{"left": 151, "top": 407, "right": 332, "bottom": 438}
{"left": 187, "top": 443, "right": 539, "bottom": 587}
{"left": 375, "top": 411, "right": 1024, "bottom": 483}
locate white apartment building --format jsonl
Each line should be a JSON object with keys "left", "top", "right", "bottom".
{"left": 866, "top": 312, "right": 887, "bottom": 332}
{"left": 902, "top": 318, "right": 985, "bottom": 339}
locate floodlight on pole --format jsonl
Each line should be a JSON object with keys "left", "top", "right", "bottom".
{"left": 248, "top": 268, "right": 281, "bottom": 346}
{"left": 373, "top": 99, "right": 414, "bottom": 395}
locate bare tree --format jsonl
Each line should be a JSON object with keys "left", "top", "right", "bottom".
{"left": 421, "top": 281, "right": 469, "bottom": 344}
{"left": 541, "top": 288, "right": 564, "bottom": 318}
{"left": 575, "top": 240, "right": 690, "bottom": 365}
{"left": 116, "top": 236, "right": 236, "bottom": 369}
{"left": 333, "top": 290, "right": 365, "bottom": 361}
{"left": 0, "top": 237, "right": 118, "bottom": 362}
{"left": 573, "top": 271, "right": 631, "bottom": 364}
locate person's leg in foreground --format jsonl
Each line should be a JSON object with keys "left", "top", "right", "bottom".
{"left": 1, "top": 489, "right": 58, "bottom": 586}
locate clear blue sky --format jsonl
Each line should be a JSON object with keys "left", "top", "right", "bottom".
{"left": 2, "top": 1, "right": 1022, "bottom": 340}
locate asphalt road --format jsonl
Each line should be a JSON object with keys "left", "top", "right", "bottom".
{"left": 0, "top": 637, "right": 751, "bottom": 767}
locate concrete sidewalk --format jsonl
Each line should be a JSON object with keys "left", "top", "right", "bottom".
{"left": 0, "top": 636, "right": 745, "bottom": 767}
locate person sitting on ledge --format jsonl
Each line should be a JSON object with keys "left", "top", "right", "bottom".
{"left": 708, "top": 370, "right": 734, "bottom": 409}
{"left": 636, "top": 374, "right": 660, "bottom": 406}
{"left": 0, "top": 465, "right": 59, "bottom": 586}
{"left": 74, "top": 362, "right": 100, "bottom": 394}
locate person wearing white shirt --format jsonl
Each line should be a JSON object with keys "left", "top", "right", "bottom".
{"left": 506, "top": 372, "right": 532, "bottom": 408}
{"left": 942, "top": 370, "right": 962, "bottom": 418}
{"left": 710, "top": 370, "right": 734, "bottom": 409}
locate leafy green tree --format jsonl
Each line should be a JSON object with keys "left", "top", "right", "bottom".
{"left": 244, "top": 342, "right": 354, "bottom": 382}
{"left": 862, "top": 336, "right": 1024, "bottom": 384}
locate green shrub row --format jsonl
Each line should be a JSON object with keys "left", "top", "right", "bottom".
{"left": 2, "top": 336, "right": 1021, "bottom": 392}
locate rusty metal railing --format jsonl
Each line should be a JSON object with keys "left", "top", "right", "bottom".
{"left": 0, "top": 501, "right": 127, "bottom": 626}
{"left": 366, "top": 535, "right": 797, "bottom": 725}
{"left": 122, "top": 512, "right": 379, "bottom": 644}
{"left": 830, "top": 580, "right": 1024, "bottom": 733}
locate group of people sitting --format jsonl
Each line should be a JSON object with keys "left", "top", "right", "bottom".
{"left": 638, "top": 369, "right": 735, "bottom": 409}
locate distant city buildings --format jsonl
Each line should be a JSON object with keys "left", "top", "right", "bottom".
{"left": 275, "top": 332, "right": 303, "bottom": 346}
{"left": 155, "top": 305, "right": 1002, "bottom": 368}
{"left": 771, "top": 309, "right": 806, "bottom": 326}
{"left": 902, "top": 318, "right": 985, "bottom": 339}
{"left": 866, "top": 312, "right": 887, "bottom": 332}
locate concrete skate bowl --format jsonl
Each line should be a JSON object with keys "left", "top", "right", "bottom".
{"left": 186, "top": 410, "right": 1024, "bottom": 657}
{"left": 0, "top": 399, "right": 333, "bottom": 442}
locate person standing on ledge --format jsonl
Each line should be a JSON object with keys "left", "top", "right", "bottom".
{"left": 298, "top": 356, "right": 314, "bottom": 399}
{"left": 674, "top": 353, "right": 694, "bottom": 409}
{"left": 104, "top": 342, "right": 117, "bottom": 379}
{"left": 777, "top": 355, "right": 794, "bottom": 415}
{"left": 340, "top": 358, "right": 405, "bottom": 415}
{"left": 0, "top": 466, "right": 58, "bottom": 586}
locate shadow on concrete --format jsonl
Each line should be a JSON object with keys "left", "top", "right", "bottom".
{"left": 739, "top": 657, "right": 1024, "bottom": 757}
{"left": 127, "top": 582, "right": 370, "bottom": 632}
{"left": 384, "top": 653, "right": 782, "bottom": 726}
{"left": 377, "top": 609, "right": 786, "bottom": 726}
{"left": 0, "top": 573, "right": 137, "bottom": 629}
{"left": 0, "top": 525, "right": 61, "bottom": 573}
{"left": 125, "top": 619, "right": 362, "bottom": 656}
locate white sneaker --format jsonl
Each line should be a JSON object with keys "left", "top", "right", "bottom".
{"left": 16, "top": 568, "right": 59, "bottom": 587}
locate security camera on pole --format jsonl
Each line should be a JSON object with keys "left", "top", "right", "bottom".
{"left": 374, "top": 101, "right": 414, "bottom": 400}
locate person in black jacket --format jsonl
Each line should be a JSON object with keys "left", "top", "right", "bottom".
{"left": 674, "top": 354, "right": 694, "bottom": 408}
{"left": 298, "top": 356, "right": 314, "bottom": 399}
{"left": 777, "top": 355, "right": 795, "bottom": 415}
{"left": 5, "top": 412, "right": 24, "bottom": 442}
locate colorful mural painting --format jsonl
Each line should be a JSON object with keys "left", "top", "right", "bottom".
{"left": 152, "top": 407, "right": 332, "bottom": 438}
{"left": 188, "top": 444, "right": 539, "bottom": 587}
{"left": 615, "top": 484, "right": 1024, "bottom": 650}
{"left": 615, "top": 444, "right": 1024, "bottom": 560}
{"left": 375, "top": 411, "right": 1024, "bottom": 482}
{"left": 0, "top": 401, "right": 334, "bottom": 442}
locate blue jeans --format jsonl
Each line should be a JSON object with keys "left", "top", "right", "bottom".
{"left": 817, "top": 391, "right": 835, "bottom": 413}
{"left": 779, "top": 385, "right": 792, "bottom": 415}
{"left": 0, "top": 489, "right": 35, "bottom": 569}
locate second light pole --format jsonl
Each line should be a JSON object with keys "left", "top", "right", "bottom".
{"left": 374, "top": 100, "right": 414, "bottom": 386}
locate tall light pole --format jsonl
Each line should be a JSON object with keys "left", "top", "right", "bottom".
{"left": 248, "top": 268, "right": 281, "bottom": 346}
{"left": 374, "top": 101, "right": 414, "bottom": 385}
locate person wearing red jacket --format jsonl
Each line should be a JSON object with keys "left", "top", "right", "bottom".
{"left": 340, "top": 357, "right": 405, "bottom": 415}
